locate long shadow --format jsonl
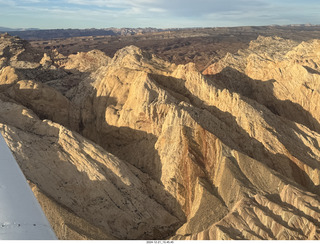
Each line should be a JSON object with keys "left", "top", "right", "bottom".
{"left": 14, "top": 129, "right": 181, "bottom": 240}
{"left": 205, "top": 67, "right": 320, "bottom": 133}
{"left": 149, "top": 73, "right": 320, "bottom": 195}
{"left": 3, "top": 87, "right": 186, "bottom": 239}
{"left": 203, "top": 68, "right": 320, "bottom": 192}
{"left": 0, "top": 58, "right": 186, "bottom": 238}
{"left": 265, "top": 194, "right": 320, "bottom": 228}
{"left": 76, "top": 90, "right": 154, "bottom": 174}
{"left": 80, "top": 124, "right": 187, "bottom": 236}
{"left": 77, "top": 135, "right": 183, "bottom": 239}
{"left": 76, "top": 90, "right": 186, "bottom": 223}
{"left": 3, "top": 81, "right": 81, "bottom": 132}
{"left": 84, "top": 122, "right": 163, "bottom": 181}
{"left": 4, "top": 48, "right": 320, "bottom": 237}
{"left": 0, "top": 64, "right": 93, "bottom": 132}
{"left": 14, "top": 67, "right": 88, "bottom": 95}
{"left": 212, "top": 69, "right": 320, "bottom": 190}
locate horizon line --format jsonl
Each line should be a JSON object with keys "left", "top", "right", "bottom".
{"left": 1, "top": 23, "right": 319, "bottom": 32}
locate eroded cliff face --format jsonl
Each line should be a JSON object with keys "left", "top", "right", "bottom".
{"left": 0, "top": 33, "right": 320, "bottom": 240}
{"left": 204, "top": 36, "right": 320, "bottom": 133}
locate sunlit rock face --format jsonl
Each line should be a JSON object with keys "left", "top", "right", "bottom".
{"left": 0, "top": 33, "right": 320, "bottom": 240}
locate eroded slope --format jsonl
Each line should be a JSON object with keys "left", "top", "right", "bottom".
{"left": 0, "top": 33, "right": 319, "bottom": 240}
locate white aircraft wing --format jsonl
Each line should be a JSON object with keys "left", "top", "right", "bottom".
{"left": 0, "top": 134, "right": 57, "bottom": 240}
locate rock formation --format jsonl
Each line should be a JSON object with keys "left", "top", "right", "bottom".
{"left": 0, "top": 33, "right": 320, "bottom": 240}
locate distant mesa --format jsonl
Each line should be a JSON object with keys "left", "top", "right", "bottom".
{"left": 0, "top": 27, "right": 169, "bottom": 40}
{"left": 0, "top": 26, "right": 40, "bottom": 32}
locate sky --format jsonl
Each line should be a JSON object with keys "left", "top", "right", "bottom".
{"left": 0, "top": 0, "right": 319, "bottom": 29}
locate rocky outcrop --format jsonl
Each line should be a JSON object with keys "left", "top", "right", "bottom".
{"left": 61, "top": 50, "right": 111, "bottom": 72}
{"left": 30, "top": 182, "right": 115, "bottom": 240}
{"left": 0, "top": 99, "right": 180, "bottom": 240}
{"left": 0, "top": 33, "right": 320, "bottom": 240}
{"left": 203, "top": 36, "right": 320, "bottom": 133}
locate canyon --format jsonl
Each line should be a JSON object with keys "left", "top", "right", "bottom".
{"left": 0, "top": 31, "right": 320, "bottom": 240}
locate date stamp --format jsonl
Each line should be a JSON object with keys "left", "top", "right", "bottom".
{"left": 146, "top": 241, "right": 175, "bottom": 244}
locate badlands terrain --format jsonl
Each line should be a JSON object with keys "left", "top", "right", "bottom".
{"left": 15, "top": 24, "right": 320, "bottom": 71}
{"left": 0, "top": 29, "right": 320, "bottom": 240}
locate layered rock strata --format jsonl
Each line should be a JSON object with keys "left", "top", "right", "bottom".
{"left": 0, "top": 34, "right": 320, "bottom": 240}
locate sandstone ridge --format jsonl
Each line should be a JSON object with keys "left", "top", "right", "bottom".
{"left": 0, "top": 33, "right": 320, "bottom": 240}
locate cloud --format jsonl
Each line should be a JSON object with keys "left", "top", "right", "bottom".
{"left": 66, "top": 0, "right": 135, "bottom": 9}
{"left": 0, "top": 0, "right": 15, "bottom": 6}
{"left": 146, "top": 0, "right": 267, "bottom": 16}
{"left": 200, "top": 1, "right": 320, "bottom": 26}
{"left": 0, "top": 0, "right": 319, "bottom": 28}
{"left": 20, "top": 0, "right": 46, "bottom": 2}
{"left": 63, "top": 0, "right": 268, "bottom": 17}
